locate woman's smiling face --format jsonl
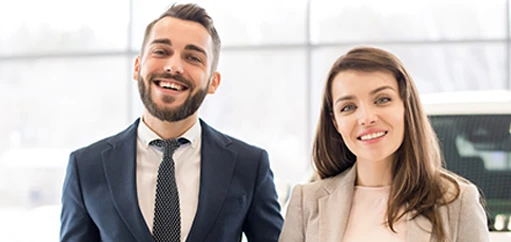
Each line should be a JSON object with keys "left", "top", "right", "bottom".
{"left": 330, "top": 70, "right": 405, "bottom": 166}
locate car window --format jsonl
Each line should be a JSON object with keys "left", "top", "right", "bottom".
{"left": 430, "top": 114, "right": 511, "bottom": 232}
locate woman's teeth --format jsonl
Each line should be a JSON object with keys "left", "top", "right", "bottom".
{"left": 360, "top": 132, "right": 386, "bottom": 141}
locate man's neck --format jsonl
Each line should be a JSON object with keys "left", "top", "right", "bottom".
{"left": 142, "top": 112, "right": 198, "bottom": 140}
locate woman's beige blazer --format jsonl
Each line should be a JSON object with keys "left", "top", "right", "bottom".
{"left": 279, "top": 165, "right": 489, "bottom": 242}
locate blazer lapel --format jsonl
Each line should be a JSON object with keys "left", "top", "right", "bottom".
{"left": 317, "top": 164, "right": 433, "bottom": 242}
{"left": 186, "top": 120, "right": 237, "bottom": 242}
{"left": 102, "top": 119, "right": 154, "bottom": 242}
{"left": 318, "top": 166, "right": 357, "bottom": 242}
{"left": 407, "top": 213, "right": 433, "bottom": 242}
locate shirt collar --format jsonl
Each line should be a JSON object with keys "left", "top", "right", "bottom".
{"left": 137, "top": 117, "right": 201, "bottom": 149}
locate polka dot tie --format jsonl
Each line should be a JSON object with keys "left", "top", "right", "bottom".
{"left": 150, "top": 138, "right": 187, "bottom": 242}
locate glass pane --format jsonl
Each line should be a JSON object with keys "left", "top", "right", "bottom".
{"left": 130, "top": 0, "right": 308, "bottom": 51}
{"left": 310, "top": 43, "right": 507, "bottom": 131}
{"left": 509, "top": 47, "right": 511, "bottom": 90}
{"left": 0, "top": 56, "right": 130, "bottom": 241}
{"left": 0, "top": 0, "right": 129, "bottom": 55}
{"left": 310, "top": 0, "right": 507, "bottom": 43}
{"left": 199, "top": 49, "right": 309, "bottom": 183}
{"left": 430, "top": 114, "right": 511, "bottom": 231}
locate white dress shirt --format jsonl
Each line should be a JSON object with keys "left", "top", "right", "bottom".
{"left": 136, "top": 118, "right": 201, "bottom": 242}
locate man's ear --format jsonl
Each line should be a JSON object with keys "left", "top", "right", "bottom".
{"left": 133, "top": 56, "right": 141, "bottom": 81}
{"left": 207, "top": 71, "right": 221, "bottom": 94}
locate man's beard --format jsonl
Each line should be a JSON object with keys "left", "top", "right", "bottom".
{"left": 138, "top": 72, "right": 209, "bottom": 122}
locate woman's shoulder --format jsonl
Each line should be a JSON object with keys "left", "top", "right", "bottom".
{"left": 456, "top": 180, "right": 481, "bottom": 202}
{"left": 442, "top": 175, "right": 481, "bottom": 206}
{"left": 294, "top": 167, "right": 355, "bottom": 198}
{"left": 438, "top": 175, "right": 488, "bottom": 240}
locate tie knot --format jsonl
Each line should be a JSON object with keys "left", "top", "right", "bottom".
{"left": 150, "top": 138, "right": 188, "bottom": 155}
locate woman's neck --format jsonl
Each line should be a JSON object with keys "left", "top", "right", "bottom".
{"left": 355, "top": 158, "right": 393, "bottom": 187}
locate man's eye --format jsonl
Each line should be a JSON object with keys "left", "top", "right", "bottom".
{"left": 153, "top": 50, "right": 166, "bottom": 55}
{"left": 188, "top": 56, "right": 201, "bottom": 62}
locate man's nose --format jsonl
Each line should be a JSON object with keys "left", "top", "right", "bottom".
{"left": 164, "top": 55, "right": 184, "bottom": 74}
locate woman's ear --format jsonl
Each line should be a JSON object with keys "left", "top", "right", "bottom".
{"left": 331, "top": 112, "right": 339, "bottom": 130}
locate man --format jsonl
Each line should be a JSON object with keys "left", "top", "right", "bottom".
{"left": 60, "top": 3, "right": 283, "bottom": 242}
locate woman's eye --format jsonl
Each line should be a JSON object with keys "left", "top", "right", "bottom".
{"left": 341, "top": 104, "right": 356, "bottom": 112}
{"left": 376, "top": 97, "right": 391, "bottom": 104}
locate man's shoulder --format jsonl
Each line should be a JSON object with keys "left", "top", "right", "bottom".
{"left": 72, "top": 134, "right": 113, "bottom": 156}
{"left": 72, "top": 120, "right": 139, "bottom": 158}
{"left": 201, "top": 120, "right": 265, "bottom": 154}
{"left": 224, "top": 133, "right": 265, "bottom": 153}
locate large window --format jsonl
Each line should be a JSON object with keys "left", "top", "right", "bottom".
{"left": 1, "top": 0, "right": 510, "bottom": 240}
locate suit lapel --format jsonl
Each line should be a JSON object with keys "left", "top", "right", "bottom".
{"left": 102, "top": 119, "right": 154, "bottom": 242}
{"left": 318, "top": 166, "right": 357, "bottom": 242}
{"left": 318, "top": 164, "right": 433, "bottom": 242}
{"left": 407, "top": 213, "right": 433, "bottom": 242}
{"left": 186, "top": 120, "right": 237, "bottom": 242}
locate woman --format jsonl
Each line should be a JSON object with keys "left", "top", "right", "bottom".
{"left": 279, "top": 47, "right": 489, "bottom": 242}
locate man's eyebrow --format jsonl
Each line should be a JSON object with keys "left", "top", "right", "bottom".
{"left": 148, "top": 39, "right": 207, "bottom": 57}
{"left": 150, "top": 38, "right": 172, "bottom": 46}
{"left": 185, "top": 44, "right": 207, "bottom": 57}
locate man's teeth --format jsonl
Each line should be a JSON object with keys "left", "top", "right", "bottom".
{"left": 159, "top": 81, "right": 183, "bottom": 91}
{"left": 360, "top": 132, "right": 386, "bottom": 141}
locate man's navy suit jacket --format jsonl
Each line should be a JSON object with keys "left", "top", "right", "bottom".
{"left": 60, "top": 119, "right": 283, "bottom": 242}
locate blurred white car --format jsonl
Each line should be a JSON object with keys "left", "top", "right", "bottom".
{"left": 422, "top": 90, "right": 511, "bottom": 241}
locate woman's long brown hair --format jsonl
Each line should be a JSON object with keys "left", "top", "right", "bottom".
{"left": 313, "top": 46, "right": 461, "bottom": 241}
